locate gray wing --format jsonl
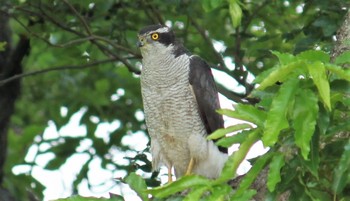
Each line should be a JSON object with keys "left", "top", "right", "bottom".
{"left": 189, "top": 55, "right": 227, "bottom": 153}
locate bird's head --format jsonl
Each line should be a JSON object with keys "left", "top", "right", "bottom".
{"left": 137, "top": 24, "right": 175, "bottom": 55}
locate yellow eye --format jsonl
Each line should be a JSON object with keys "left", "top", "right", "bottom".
{"left": 151, "top": 33, "right": 159, "bottom": 40}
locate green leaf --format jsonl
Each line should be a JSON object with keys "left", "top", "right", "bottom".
{"left": 0, "top": 41, "right": 7, "bottom": 51}
{"left": 332, "top": 139, "right": 350, "bottom": 193}
{"left": 334, "top": 51, "right": 350, "bottom": 65}
{"left": 206, "top": 184, "right": 232, "bottom": 201}
{"left": 55, "top": 195, "right": 122, "bottom": 201}
{"left": 230, "top": 189, "right": 256, "bottom": 201}
{"left": 297, "top": 50, "right": 330, "bottom": 63}
{"left": 292, "top": 89, "right": 319, "bottom": 160}
{"left": 217, "top": 104, "right": 266, "bottom": 127}
{"left": 147, "top": 175, "right": 211, "bottom": 198}
{"left": 214, "top": 129, "right": 261, "bottom": 184}
{"left": 94, "top": 79, "right": 110, "bottom": 93}
{"left": 325, "top": 64, "right": 350, "bottom": 81}
{"left": 267, "top": 153, "right": 285, "bottom": 192}
{"left": 270, "top": 51, "right": 295, "bottom": 65}
{"left": 228, "top": 0, "right": 242, "bottom": 28}
{"left": 22, "top": 125, "right": 45, "bottom": 144}
{"left": 184, "top": 186, "right": 209, "bottom": 201}
{"left": 216, "top": 129, "right": 251, "bottom": 147}
{"left": 124, "top": 172, "right": 149, "bottom": 201}
{"left": 202, "top": 0, "right": 224, "bottom": 12}
{"left": 262, "top": 78, "right": 299, "bottom": 146}
{"left": 233, "top": 152, "right": 272, "bottom": 198}
{"left": 258, "top": 60, "right": 305, "bottom": 90}
{"left": 307, "top": 61, "right": 331, "bottom": 110}
{"left": 303, "top": 130, "right": 320, "bottom": 178}
{"left": 207, "top": 123, "right": 252, "bottom": 140}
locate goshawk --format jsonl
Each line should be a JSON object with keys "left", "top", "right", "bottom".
{"left": 138, "top": 24, "right": 228, "bottom": 182}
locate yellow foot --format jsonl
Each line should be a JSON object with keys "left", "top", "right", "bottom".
{"left": 168, "top": 166, "right": 173, "bottom": 183}
{"left": 185, "top": 157, "right": 194, "bottom": 175}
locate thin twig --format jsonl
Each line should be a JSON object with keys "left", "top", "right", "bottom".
{"left": 16, "top": 3, "right": 141, "bottom": 74}
{"left": 92, "top": 35, "right": 141, "bottom": 57}
{"left": 0, "top": 58, "right": 118, "bottom": 86}
{"left": 189, "top": 17, "right": 252, "bottom": 89}
{"left": 58, "top": 1, "right": 141, "bottom": 73}
{"left": 62, "top": 0, "right": 93, "bottom": 35}
{"left": 189, "top": 16, "right": 226, "bottom": 69}
{"left": 242, "top": 1, "right": 270, "bottom": 34}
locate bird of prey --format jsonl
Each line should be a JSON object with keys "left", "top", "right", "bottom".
{"left": 137, "top": 24, "right": 228, "bottom": 182}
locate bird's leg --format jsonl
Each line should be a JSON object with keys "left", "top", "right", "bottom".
{"left": 185, "top": 157, "right": 194, "bottom": 175}
{"left": 167, "top": 166, "right": 173, "bottom": 183}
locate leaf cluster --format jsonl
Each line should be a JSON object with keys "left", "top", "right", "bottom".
{"left": 121, "top": 50, "right": 350, "bottom": 201}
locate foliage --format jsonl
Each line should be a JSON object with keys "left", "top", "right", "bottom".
{"left": 0, "top": 0, "right": 349, "bottom": 200}
{"left": 123, "top": 50, "right": 350, "bottom": 201}
{"left": 55, "top": 195, "right": 122, "bottom": 201}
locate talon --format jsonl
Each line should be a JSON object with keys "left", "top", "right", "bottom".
{"left": 168, "top": 166, "right": 173, "bottom": 183}
{"left": 185, "top": 158, "right": 194, "bottom": 175}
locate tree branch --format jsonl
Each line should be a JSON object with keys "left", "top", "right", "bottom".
{"left": 15, "top": 3, "right": 141, "bottom": 74}
{"left": 0, "top": 58, "right": 119, "bottom": 86}
{"left": 189, "top": 16, "right": 255, "bottom": 99}
{"left": 331, "top": 9, "right": 350, "bottom": 66}
{"left": 62, "top": 0, "right": 92, "bottom": 35}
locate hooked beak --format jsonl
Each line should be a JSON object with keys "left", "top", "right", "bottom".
{"left": 137, "top": 36, "right": 146, "bottom": 47}
{"left": 137, "top": 41, "right": 144, "bottom": 47}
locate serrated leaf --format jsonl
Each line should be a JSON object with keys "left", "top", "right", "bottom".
{"left": 214, "top": 129, "right": 261, "bottom": 184}
{"left": 207, "top": 123, "right": 252, "bottom": 140}
{"left": 124, "top": 172, "right": 149, "bottom": 201}
{"left": 267, "top": 153, "right": 285, "bottom": 192}
{"left": 307, "top": 61, "right": 331, "bottom": 111}
{"left": 297, "top": 50, "right": 330, "bottom": 63}
{"left": 216, "top": 129, "right": 251, "bottom": 147}
{"left": 271, "top": 51, "right": 295, "bottom": 65}
{"left": 334, "top": 51, "right": 350, "bottom": 65}
{"left": 258, "top": 60, "right": 305, "bottom": 90}
{"left": 217, "top": 104, "right": 266, "bottom": 127}
{"left": 262, "top": 78, "right": 299, "bottom": 146}
{"left": 233, "top": 152, "right": 272, "bottom": 198}
{"left": 332, "top": 139, "right": 350, "bottom": 193}
{"left": 292, "top": 89, "right": 319, "bottom": 160}
{"left": 147, "top": 175, "right": 211, "bottom": 198}
{"left": 228, "top": 0, "right": 242, "bottom": 28}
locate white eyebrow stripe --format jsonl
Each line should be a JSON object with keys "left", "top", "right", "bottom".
{"left": 154, "top": 27, "right": 170, "bottom": 33}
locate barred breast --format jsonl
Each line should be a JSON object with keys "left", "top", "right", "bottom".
{"left": 140, "top": 51, "right": 207, "bottom": 177}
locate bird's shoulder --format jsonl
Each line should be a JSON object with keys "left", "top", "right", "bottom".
{"left": 172, "top": 41, "right": 191, "bottom": 58}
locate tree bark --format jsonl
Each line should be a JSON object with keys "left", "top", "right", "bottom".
{"left": 0, "top": 10, "right": 30, "bottom": 201}
{"left": 332, "top": 9, "right": 350, "bottom": 66}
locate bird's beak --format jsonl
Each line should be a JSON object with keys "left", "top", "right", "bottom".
{"left": 137, "top": 36, "right": 146, "bottom": 47}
